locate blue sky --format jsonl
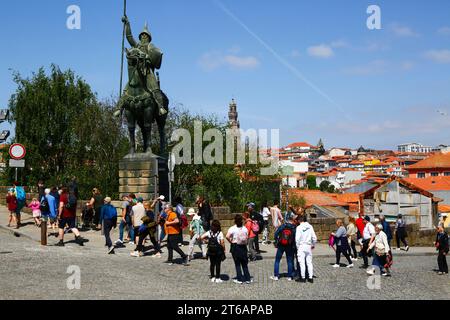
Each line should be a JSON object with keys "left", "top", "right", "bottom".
{"left": 1, "top": 0, "right": 450, "bottom": 149}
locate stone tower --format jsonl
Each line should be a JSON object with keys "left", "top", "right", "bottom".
{"left": 228, "top": 99, "right": 240, "bottom": 130}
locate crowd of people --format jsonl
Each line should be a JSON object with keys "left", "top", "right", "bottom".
{"left": 4, "top": 181, "right": 450, "bottom": 282}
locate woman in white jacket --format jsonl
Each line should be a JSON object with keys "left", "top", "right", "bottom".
{"left": 295, "top": 215, "right": 317, "bottom": 283}
{"left": 366, "top": 224, "right": 391, "bottom": 277}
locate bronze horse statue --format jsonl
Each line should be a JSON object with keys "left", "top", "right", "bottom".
{"left": 118, "top": 47, "right": 169, "bottom": 156}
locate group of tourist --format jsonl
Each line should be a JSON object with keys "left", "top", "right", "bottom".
{"left": 4, "top": 182, "right": 449, "bottom": 282}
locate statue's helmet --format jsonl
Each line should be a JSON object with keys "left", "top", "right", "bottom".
{"left": 139, "top": 22, "right": 152, "bottom": 42}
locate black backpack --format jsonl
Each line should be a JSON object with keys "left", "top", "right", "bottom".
{"left": 65, "top": 193, "right": 77, "bottom": 210}
{"left": 207, "top": 232, "right": 222, "bottom": 256}
{"left": 39, "top": 196, "right": 49, "bottom": 212}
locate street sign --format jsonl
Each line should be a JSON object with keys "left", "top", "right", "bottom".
{"left": 282, "top": 165, "right": 294, "bottom": 176}
{"left": 9, "top": 159, "right": 25, "bottom": 168}
{"left": 9, "top": 144, "right": 26, "bottom": 160}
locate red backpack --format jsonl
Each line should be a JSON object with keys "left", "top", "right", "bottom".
{"left": 279, "top": 226, "right": 294, "bottom": 246}
{"left": 180, "top": 214, "right": 189, "bottom": 230}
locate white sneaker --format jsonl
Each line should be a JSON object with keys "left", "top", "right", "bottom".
{"left": 351, "top": 258, "right": 358, "bottom": 261}
{"left": 151, "top": 253, "right": 162, "bottom": 258}
{"left": 269, "top": 276, "right": 279, "bottom": 281}
{"left": 396, "top": 248, "right": 401, "bottom": 251}
{"left": 215, "top": 279, "right": 223, "bottom": 283}
{"left": 366, "top": 268, "right": 376, "bottom": 275}
{"left": 130, "top": 251, "right": 141, "bottom": 257}
{"left": 346, "top": 264, "right": 354, "bottom": 268}
{"left": 129, "top": 241, "right": 134, "bottom": 245}
{"left": 115, "top": 239, "right": 123, "bottom": 245}
{"left": 332, "top": 264, "right": 340, "bottom": 268}
{"left": 287, "top": 277, "right": 293, "bottom": 281}
{"left": 210, "top": 277, "right": 216, "bottom": 283}
{"left": 233, "top": 279, "right": 243, "bottom": 284}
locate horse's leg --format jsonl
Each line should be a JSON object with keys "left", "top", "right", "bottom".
{"left": 142, "top": 103, "right": 153, "bottom": 154}
{"left": 125, "top": 109, "right": 136, "bottom": 155}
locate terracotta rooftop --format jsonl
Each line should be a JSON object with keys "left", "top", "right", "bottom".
{"left": 407, "top": 152, "right": 450, "bottom": 170}
{"left": 438, "top": 204, "right": 450, "bottom": 213}
{"left": 288, "top": 189, "right": 349, "bottom": 208}
{"left": 285, "top": 142, "right": 314, "bottom": 149}
{"left": 404, "top": 176, "right": 450, "bottom": 191}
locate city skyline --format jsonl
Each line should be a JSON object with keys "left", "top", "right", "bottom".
{"left": 0, "top": 0, "right": 449, "bottom": 149}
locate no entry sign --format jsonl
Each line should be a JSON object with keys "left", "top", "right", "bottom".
{"left": 9, "top": 144, "right": 26, "bottom": 160}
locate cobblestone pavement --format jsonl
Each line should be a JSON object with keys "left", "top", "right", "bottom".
{"left": 0, "top": 229, "right": 449, "bottom": 300}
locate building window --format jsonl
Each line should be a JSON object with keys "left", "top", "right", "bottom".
{"left": 417, "top": 172, "right": 426, "bottom": 178}
{"left": 445, "top": 172, "right": 450, "bottom": 177}
{"left": 431, "top": 172, "right": 439, "bottom": 177}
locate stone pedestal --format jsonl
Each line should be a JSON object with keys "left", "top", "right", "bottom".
{"left": 119, "top": 154, "right": 159, "bottom": 200}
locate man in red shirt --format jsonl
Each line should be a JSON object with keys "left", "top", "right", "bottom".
{"left": 355, "top": 212, "right": 365, "bottom": 240}
{"left": 55, "top": 187, "right": 85, "bottom": 247}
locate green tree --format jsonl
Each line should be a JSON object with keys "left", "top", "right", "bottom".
{"left": 306, "top": 175, "right": 317, "bottom": 190}
{"left": 319, "top": 180, "right": 331, "bottom": 192}
{"left": 6, "top": 65, "right": 129, "bottom": 198}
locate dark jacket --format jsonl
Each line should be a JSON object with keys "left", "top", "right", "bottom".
{"left": 274, "top": 222, "right": 297, "bottom": 249}
{"left": 382, "top": 220, "right": 393, "bottom": 241}
{"left": 436, "top": 232, "right": 449, "bottom": 254}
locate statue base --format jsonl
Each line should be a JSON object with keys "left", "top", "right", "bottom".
{"left": 119, "top": 154, "right": 159, "bottom": 200}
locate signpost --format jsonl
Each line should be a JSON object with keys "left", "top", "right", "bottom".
{"left": 9, "top": 144, "right": 26, "bottom": 181}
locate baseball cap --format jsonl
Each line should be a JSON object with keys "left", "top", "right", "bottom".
{"left": 158, "top": 195, "right": 165, "bottom": 201}
{"left": 137, "top": 197, "right": 144, "bottom": 203}
{"left": 104, "top": 197, "right": 112, "bottom": 203}
{"left": 246, "top": 202, "right": 256, "bottom": 209}
{"left": 187, "top": 208, "right": 196, "bottom": 216}
{"left": 364, "top": 216, "right": 371, "bottom": 222}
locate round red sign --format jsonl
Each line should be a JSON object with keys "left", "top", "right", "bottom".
{"left": 9, "top": 144, "right": 26, "bottom": 160}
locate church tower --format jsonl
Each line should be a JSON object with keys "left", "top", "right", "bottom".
{"left": 228, "top": 99, "right": 240, "bottom": 130}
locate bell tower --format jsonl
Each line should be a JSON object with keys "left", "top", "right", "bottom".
{"left": 228, "top": 99, "right": 240, "bottom": 130}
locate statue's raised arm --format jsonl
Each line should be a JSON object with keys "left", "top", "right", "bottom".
{"left": 122, "top": 15, "right": 138, "bottom": 47}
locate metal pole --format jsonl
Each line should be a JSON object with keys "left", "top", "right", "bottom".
{"left": 41, "top": 217, "right": 47, "bottom": 246}
{"left": 168, "top": 153, "right": 172, "bottom": 204}
{"left": 15, "top": 168, "right": 17, "bottom": 182}
{"left": 119, "top": 0, "right": 127, "bottom": 98}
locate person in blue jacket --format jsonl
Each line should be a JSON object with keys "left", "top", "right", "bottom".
{"left": 100, "top": 197, "right": 118, "bottom": 254}
{"left": 379, "top": 214, "right": 393, "bottom": 247}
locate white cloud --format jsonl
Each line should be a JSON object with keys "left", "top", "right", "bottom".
{"left": 401, "top": 61, "right": 415, "bottom": 71}
{"left": 198, "top": 49, "right": 260, "bottom": 71}
{"left": 342, "top": 60, "right": 388, "bottom": 76}
{"left": 424, "top": 49, "right": 450, "bottom": 64}
{"left": 390, "top": 24, "right": 420, "bottom": 37}
{"left": 307, "top": 44, "right": 334, "bottom": 59}
{"left": 330, "top": 40, "right": 349, "bottom": 48}
{"left": 438, "top": 26, "right": 450, "bottom": 36}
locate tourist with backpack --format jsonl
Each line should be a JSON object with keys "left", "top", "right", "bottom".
{"left": 201, "top": 220, "right": 226, "bottom": 283}
{"left": 243, "top": 204, "right": 258, "bottom": 262}
{"left": 270, "top": 214, "right": 296, "bottom": 281}
{"left": 100, "top": 197, "right": 117, "bottom": 254}
{"left": 13, "top": 181, "right": 26, "bottom": 229}
{"left": 6, "top": 188, "right": 17, "bottom": 228}
{"left": 55, "top": 187, "right": 85, "bottom": 247}
{"left": 164, "top": 203, "right": 189, "bottom": 266}
{"left": 131, "top": 201, "right": 162, "bottom": 258}
{"left": 174, "top": 197, "right": 188, "bottom": 245}
{"left": 435, "top": 226, "right": 449, "bottom": 275}
{"left": 295, "top": 215, "right": 317, "bottom": 283}
{"left": 187, "top": 208, "right": 207, "bottom": 261}
{"left": 226, "top": 214, "right": 251, "bottom": 284}
{"left": 331, "top": 219, "right": 354, "bottom": 268}
{"left": 250, "top": 205, "right": 264, "bottom": 254}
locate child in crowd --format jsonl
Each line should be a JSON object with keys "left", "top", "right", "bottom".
{"left": 187, "top": 208, "right": 207, "bottom": 261}
{"left": 6, "top": 189, "right": 17, "bottom": 227}
{"left": 28, "top": 197, "right": 41, "bottom": 227}
{"left": 201, "top": 220, "right": 225, "bottom": 283}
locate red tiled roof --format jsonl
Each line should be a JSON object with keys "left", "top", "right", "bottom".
{"left": 407, "top": 152, "right": 450, "bottom": 170}
{"left": 403, "top": 176, "right": 450, "bottom": 191}
{"left": 288, "top": 189, "right": 349, "bottom": 208}
{"left": 438, "top": 204, "right": 450, "bottom": 213}
{"left": 285, "top": 142, "right": 313, "bottom": 149}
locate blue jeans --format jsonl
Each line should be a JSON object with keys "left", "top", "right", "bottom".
{"left": 274, "top": 246, "right": 294, "bottom": 278}
{"left": 119, "top": 219, "right": 134, "bottom": 241}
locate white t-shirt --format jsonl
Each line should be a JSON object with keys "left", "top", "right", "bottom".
{"left": 226, "top": 225, "right": 249, "bottom": 245}
{"left": 363, "top": 222, "right": 376, "bottom": 240}
{"left": 261, "top": 207, "right": 270, "bottom": 221}
{"left": 131, "top": 203, "right": 146, "bottom": 227}
{"left": 202, "top": 230, "right": 224, "bottom": 243}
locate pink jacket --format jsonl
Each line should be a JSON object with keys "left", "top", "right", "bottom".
{"left": 29, "top": 201, "right": 41, "bottom": 212}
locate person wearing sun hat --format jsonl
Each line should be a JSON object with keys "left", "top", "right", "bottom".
{"left": 187, "top": 208, "right": 207, "bottom": 261}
